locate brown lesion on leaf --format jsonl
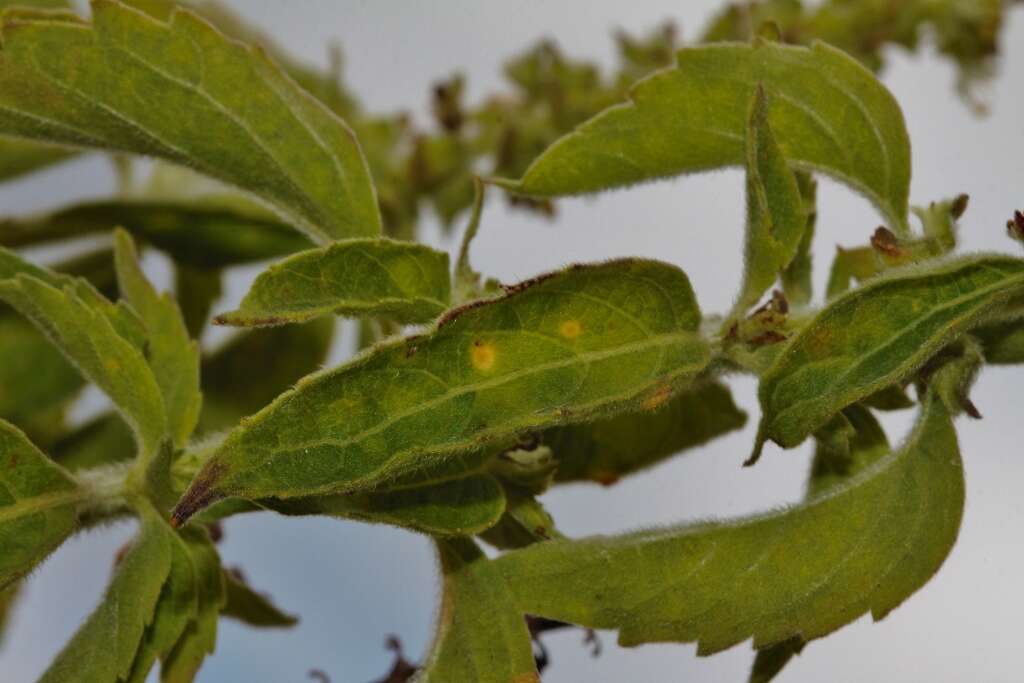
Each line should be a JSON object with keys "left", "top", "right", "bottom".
{"left": 591, "top": 470, "right": 621, "bottom": 486}
{"left": 170, "top": 460, "right": 227, "bottom": 528}
{"left": 727, "top": 289, "right": 790, "bottom": 349}
{"left": 439, "top": 259, "right": 643, "bottom": 330}
{"left": 213, "top": 313, "right": 287, "bottom": 328}
{"left": 641, "top": 384, "right": 672, "bottom": 410}
{"left": 1007, "top": 210, "right": 1024, "bottom": 242}
{"left": 749, "top": 330, "right": 789, "bottom": 346}
{"left": 365, "top": 636, "right": 417, "bottom": 683}
{"left": 870, "top": 225, "right": 915, "bottom": 266}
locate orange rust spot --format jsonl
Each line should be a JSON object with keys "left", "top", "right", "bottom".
{"left": 470, "top": 339, "right": 496, "bottom": 371}
{"left": 559, "top": 319, "right": 582, "bottom": 338}
{"left": 642, "top": 385, "right": 672, "bottom": 411}
{"left": 512, "top": 674, "right": 541, "bottom": 683}
{"left": 592, "top": 470, "right": 621, "bottom": 486}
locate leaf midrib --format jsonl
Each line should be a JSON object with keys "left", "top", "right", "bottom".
{"left": 0, "top": 488, "right": 84, "bottom": 525}
{"left": 233, "top": 330, "right": 705, "bottom": 475}
{"left": 772, "top": 267, "right": 1024, "bottom": 426}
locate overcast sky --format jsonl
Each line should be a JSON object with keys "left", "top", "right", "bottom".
{"left": 3, "top": 2, "right": 1024, "bottom": 682}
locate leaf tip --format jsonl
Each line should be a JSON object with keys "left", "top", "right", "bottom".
{"left": 744, "top": 423, "right": 769, "bottom": 467}
{"left": 950, "top": 193, "right": 970, "bottom": 219}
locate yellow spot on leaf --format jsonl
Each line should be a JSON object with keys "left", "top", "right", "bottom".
{"left": 471, "top": 340, "right": 496, "bottom": 371}
{"left": 592, "top": 470, "right": 621, "bottom": 487}
{"left": 559, "top": 319, "right": 582, "bottom": 338}
{"left": 642, "top": 385, "right": 672, "bottom": 411}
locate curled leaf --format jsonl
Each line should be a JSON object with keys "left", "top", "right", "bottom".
{"left": 506, "top": 40, "right": 911, "bottom": 233}
{"left": 495, "top": 392, "right": 964, "bottom": 655}
{"left": 753, "top": 255, "right": 1024, "bottom": 458}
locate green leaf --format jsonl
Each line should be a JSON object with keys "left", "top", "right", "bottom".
{"left": 220, "top": 568, "right": 297, "bottom": 629}
{"left": 114, "top": 229, "right": 201, "bottom": 449}
{"left": 198, "top": 318, "right": 335, "bottom": 434}
{"left": 118, "top": 0, "right": 359, "bottom": 122}
{"left": 731, "top": 85, "right": 805, "bottom": 319}
{"left": 125, "top": 523, "right": 199, "bottom": 683}
{"left": 0, "top": 0, "right": 72, "bottom": 9}
{"left": 268, "top": 473, "right": 506, "bottom": 537}
{"left": 0, "top": 0, "right": 381, "bottom": 241}
{"left": 159, "top": 530, "right": 225, "bottom": 683}
{"left": 0, "top": 270, "right": 167, "bottom": 460}
{"left": 172, "top": 259, "right": 710, "bottom": 524}
{"left": 0, "top": 419, "right": 81, "bottom": 591}
{"left": 976, "top": 317, "right": 1024, "bottom": 365}
{"left": 1, "top": 246, "right": 145, "bottom": 348}
{"left": 0, "top": 135, "right": 78, "bottom": 182}
{"left": 40, "top": 501, "right": 173, "bottom": 683}
{"left": 0, "top": 199, "right": 312, "bottom": 267}
{"left": 780, "top": 171, "right": 817, "bottom": 308}
{"left": 417, "top": 539, "right": 538, "bottom": 683}
{"left": 478, "top": 485, "right": 558, "bottom": 550}
{"left": 753, "top": 255, "right": 1024, "bottom": 458}
{"left": 825, "top": 196, "right": 967, "bottom": 301}
{"left": 546, "top": 381, "right": 746, "bottom": 486}
{"left": 214, "top": 238, "right": 451, "bottom": 328}
{"left": 495, "top": 392, "right": 964, "bottom": 655}
{"left": 825, "top": 244, "right": 879, "bottom": 300}
{"left": 749, "top": 637, "right": 803, "bottom": 683}
{"left": 749, "top": 403, "right": 891, "bottom": 681}
{"left": 0, "top": 315, "right": 83, "bottom": 441}
{"left": 507, "top": 40, "right": 911, "bottom": 233}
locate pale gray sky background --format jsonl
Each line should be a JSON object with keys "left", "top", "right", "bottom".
{"left": 3, "top": 2, "right": 1024, "bottom": 682}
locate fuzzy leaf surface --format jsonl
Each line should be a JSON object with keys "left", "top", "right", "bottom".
{"left": 39, "top": 502, "right": 173, "bottom": 683}
{"left": 0, "top": 419, "right": 80, "bottom": 591}
{"left": 159, "top": 530, "right": 224, "bottom": 683}
{"left": 756, "top": 255, "right": 1024, "bottom": 452}
{"left": 0, "top": 315, "right": 83, "bottom": 438}
{"left": 510, "top": 40, "right": 911, "bottom": 232}
{"left": 125, "top": 523, "right": 199, "bottom": 683}
{"left": 976, "top": 318, "right": 1024, "bottom": 365}
{"left": 733, "top": 86, "right": 805, "bottom": 317}
{"left": 173, "top": 259, "right": 709, "bottom": 523}
{"left": 0, "top": 271, "right": 166, "bottom": 459}
{"left": 215, "top": 238, "right": 450, "bottom": 328}
{"left": 495, "top": 394, "right": 964, "bottom": 655}
{"left": 0, "top": 0, "right": 381, "bottom": 241}
{"left": 220, "top": 569, "right": 297, "bottom": 629}
{"left": 1, "top": 246, "right": 145, "bottom": 348}
{"left": 780, "top": 171, "right": 818, "bottom": 308}
{"left": 114, "top": 229, "right": 201, "bottom": 448}
{"left": 749, "top": 404, "right": 889, "bottom": 681}
{"left": 547, "top": 381, "right": 746, "bottom": 485}
{"left": 415, "top": 539, "right": 538, "bottom": 683}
